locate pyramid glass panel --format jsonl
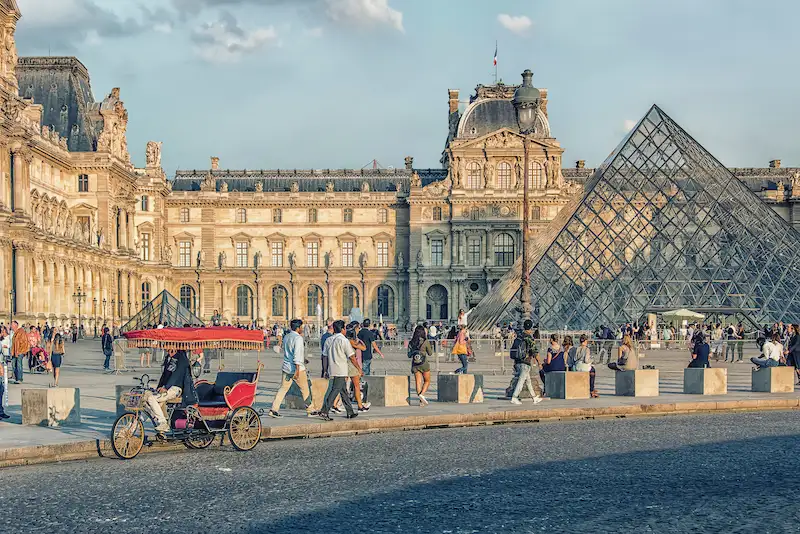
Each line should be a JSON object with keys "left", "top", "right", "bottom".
{"left": 469, "top": 105, "right": 800, "bottom": 331}
{"left": 121, "top": 290, "right": 204, "bottom": 332}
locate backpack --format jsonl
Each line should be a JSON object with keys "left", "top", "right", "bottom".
{"left": 509, "top": 336, "right": 527, "bottom": 362}
{"left": 407, "top": 342, "right": 426, "bottom": 365}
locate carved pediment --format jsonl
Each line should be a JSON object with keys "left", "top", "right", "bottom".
{"left": 424, "top": 229, "right": 448, "bottom": 244}
{"left": 301, "top": 232, "right": 323, "bottom": 245}
{"left": 136, "top": 221, "right": 155, "bottom": 232}
{"left": 229, "top": 231, "right": 253, "bottom": 245}
{"left": 70, "top": 202, "right": 97, "bottom": 213}
{"left": 371, "top": 231, "right": 394, "bottom": 246}
{"left": 265, "top": 232, "right": 287, "bottom": 244}
{"left": 455, "top": 128, "right": 560, "bottom": 152}
{"left": 172, "top": 231, "right": 197, "bottom": 245}
{"left": 336, "top": 232, "right": 358, "bottom": 246}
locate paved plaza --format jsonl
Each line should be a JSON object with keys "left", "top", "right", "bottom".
{"left": 2, "top": 411, "right": 798, "bottom": 533}
{"left": 2, "top": 337, "right": 797, "bottom": 453}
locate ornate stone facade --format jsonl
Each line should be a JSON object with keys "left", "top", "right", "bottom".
{"left": 2, "top": 3, "right": 799, "bottom": 330}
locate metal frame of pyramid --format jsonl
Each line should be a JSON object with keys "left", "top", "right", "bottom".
{"left": 470, "top": 105, "right": 800, "bottom": 331}
{"left": 120, "top": 290, "right": 204, "bottom": 333}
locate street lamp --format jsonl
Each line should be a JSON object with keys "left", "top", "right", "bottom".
{"left": 102, "top": 297, "right": 107, "bottom": 330}
{"left": 72, "top": 285, "right": 86, "bottom": 339}
{"left": 253, "top": 252, "right": 261, "bottom": 327}
{"left": 512, "top": 69, "right": 541, "bottom": 322}
{"left": 111, "top": 298, "right": 116, "bottom": 333}
{"left": 8, "top": 289, "right": 14, "bottom": 326}
{"left": 92, "top": 297, "right": 98, "bottom": 337}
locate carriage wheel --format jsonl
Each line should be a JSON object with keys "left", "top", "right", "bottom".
{"left": 111, "top": 413, "right": 145, "bottom": 460}
{"left": 227, "top": 406, "right": 261, "bottom": 451}
{"left": 184, "top": 434, "right": 215, "bottom": 450}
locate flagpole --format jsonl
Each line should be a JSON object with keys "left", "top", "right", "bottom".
{"left": 494, "top": 40, "right": 498, "bottom": 84}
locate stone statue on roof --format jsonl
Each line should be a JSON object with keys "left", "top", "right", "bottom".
{"left": 410, "top": 172, "right": 421, "bottom": 187}
{"left": 326, "top": 181, "right": 334, "bottom": 193}
{"left": 792, "top": 172, "right": 800, "bottom": 198}
{"left": 361, "top": 181, "right": 370, "bottom": 193}
{"left": 220, "top": 181, "right": 229, "bottom": 192}
{"left": 255, "top": 181, "right": 263, "bottom": 192}
{"left": 146, "top": 141, "right": 162, "bottom": 168}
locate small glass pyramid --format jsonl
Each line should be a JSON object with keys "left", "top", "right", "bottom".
{"left": 470, "top": 105, "right": 800, "bottom": 330}
{"left": 121, "top": 290, "right": 204, "bottom": 332}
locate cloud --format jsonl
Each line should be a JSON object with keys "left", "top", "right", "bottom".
{"left": 624, "top": 119, "right": 637, "bottom": 131}
{"left": 191, "top": 10, "right": 278, "bottom": 63}
{"left": 304, "top": 27, "right": 324, "bottom": 38}
{"left": 497, "top": 14, "right": 532, "bottom": 35}
{"left": 323, "top": 0, "right": 404, "bottom": 32}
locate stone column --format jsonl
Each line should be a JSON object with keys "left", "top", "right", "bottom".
{"left": 14, "top": 248, "right": 29, "bottom": 314}
{"left": 289, "top": 278, "right": 297, "bottom": 319}
{"left": 12, "top": 149, "right": 31, "bottom": 215}
{"left": 326, "top": 278, "right": 333, "bottom": 320}
{"left": 127, "top": 210, "right": 134, "bottom": 252}
{"left": 0, "top": 243, "right": 7, "bottom": 315}
{"left": 362, "top": 279, "right": 371, "bottom": 318}
{"left": 485, "top": 231, "right": 492, "bottom": 266}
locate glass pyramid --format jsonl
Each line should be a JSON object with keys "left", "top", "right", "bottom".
{"left": 120, "top": 290, "right": 204, "bottom": 332}
{"left": 471, "top": 105, "right": 800, "bottom": 331}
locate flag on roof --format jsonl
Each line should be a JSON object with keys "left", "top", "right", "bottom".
{"left": 493, "top": 43, "right": 497, "bottom": 66}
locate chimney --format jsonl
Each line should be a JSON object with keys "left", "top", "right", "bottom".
{"left": 769, "top": 159, "right": 781, "bottom": 168}
{"left": 576, "top": 160, "right": 585, "bottom": 169}
{"left": 211, "top": 156, "right": 219, "bottom": 170}
{"left": 448, "top": 89, "right": 459, "bottom": 114}
{"left": 404, "top": 156, "right": 414, "bottom": 170}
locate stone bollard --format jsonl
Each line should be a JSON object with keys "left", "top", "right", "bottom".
{"left": 363, "top": 375, "right": 410, "bottom": 407}
{"left": 284, "top": 378, "right": 331, "bottom": 411}
{"left": 545, "top": 371, "right": 590, "bottom": 399}
{"left": 683, "top": 368, "right": 727, "bottom": 395}
{"left": 751, "top": 367, "right": 795, "bottom": 393}
{"left": 22, "top": 388, "right": 81, "bottom": 427}
{"left": 437, "top": 374, "right": 484, "bottom": 403}
{"left": 615, "top": 369, "right": 659, "bottom": 397}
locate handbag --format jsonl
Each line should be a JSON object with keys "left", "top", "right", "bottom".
{"left": 452, "top": 340, "right": 468, "bottom": 355}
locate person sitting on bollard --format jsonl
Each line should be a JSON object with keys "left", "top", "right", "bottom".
{"left": 570, "top": 334, "right": 598, "bottom": 397}
{"left": 539, "top": 334, "right": 566, "bottom": 395}
{"left": 509, "top": 320, "right": 543, "bottom": 405}
{"left": 408, "top": 325, "right": 433, "bottom": 406}
{"left": 608, "top": 335, "right": 638, "bottom": 372}
{"left": 687, "top": 334, "right": 711, "bottom": 368}
{"left": 751, "top": 332, "right": 785, "bottom": 370}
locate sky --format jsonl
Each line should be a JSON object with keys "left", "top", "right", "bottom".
{"left": 13, "top": 0, "right": 800, "bottom": 176}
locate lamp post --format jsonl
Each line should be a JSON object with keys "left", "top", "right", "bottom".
{"left": 111, "top": 298, "right": 116, "bottom": 334}
{"left": 92, "top": 297, "right": 98, "bottom": 338}
{"left": 72, "top": 285, "right": 86, "bottom": 339}
{"left": 8, "top": 289, "right": 14, "bottom": 326}
{"left": 253, "top": 252, "right": 261, "bottom": 327}
{"left": 512, "top": 69, "right": 541, "bottom": 322}
{"left": 102, "top": 297, "right": 107, "bottom": 330}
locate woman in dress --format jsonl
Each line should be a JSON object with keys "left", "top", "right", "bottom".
{"left": 48, "top": 332, "right": 65, "bottom": 387}
{"left": 407, "top": 325, "right": 433, "bottom": 406}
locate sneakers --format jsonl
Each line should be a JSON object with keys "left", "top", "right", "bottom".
{"left": 358, "top": 403, "right": 370, "bottom": 412}
{"left": 154, "top": 421, "right": 170, "bottom": 433}
{"left": 307, "top": 410, "right": 319, "bottom": 417}
{"left": 268, "top": 410, "right": 282, "bottom": 418}
{"left": 0, "top": 413, "right": 9, "bottom": 420}
{"left": 419, "top": 395, "right": 429, "bottom": 407}
{"left": 533, "top": 396, "right": 543, "bottom": 404}
{"left": 510, "top": 398, "right": 522, "bottom": 405}
{"left": 346, "top": 413, "right": 359, "bottom": 419}
{"left": 331, "top": 406, "right": 343, "bottom": 414}
{"left": 318, "top": 412, "right": 333, "bottom": 421}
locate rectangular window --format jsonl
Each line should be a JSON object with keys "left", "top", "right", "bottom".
{"left": 271, "top": 242, "right": 283, "bottom": 267}
{"left": 307, "top": 242, "right": 319, "bottom": 267}
{"left": 180, "top": 208, "right": 189, "bottom": 223}
{"left": 343, "top": 209, "right": 353, "bottom": 223}
{"left": 141, "top": 196, "right": 149, "bottom": 211}
{"left": 78, "top": 174, "right": 89, "bottom": 192}
{"left": 141, "top": 233, "right": 150, "bottom": 261}
{"left": 236, "top": 242, "right": 249, "bottom": 267}
{"left": 531, "top": 206, "right": 541, "bottom": 221}
{"left": 179, "top": 241, "right": 192, "bottom": 267}
{"left": 342, "top": 241, "right": 354, "bottom": 267}
{"left": 431, "top": 239, "right": 443, "bottom": 266}
{"left": 273, "top": 209, "right": 282, "bottom": 223}
{"left": 377, "top": 242, "right": 389, "bottom": 267}
{"left": 468, "top": 238, "right": 481, "bottom": 266}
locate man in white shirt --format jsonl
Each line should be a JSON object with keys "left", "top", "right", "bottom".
{"left": 268, "top": 319, "right": 315, "bottom": 418}
{"left": 319, "top": 320, "right": 357, "bottom": 421}
{"left": 751, "top": 332, "right": 784, "bottom": 369}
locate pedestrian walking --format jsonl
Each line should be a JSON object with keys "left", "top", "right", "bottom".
{"left": 357, "top": 318, "right": 383, "bottom": 376}
{"left": 509, "top": 320, "right": 544, "bottom": 405}
{"left": 451, "top": 325, "right": 470, "bottom": 374}
{"left": 268, "top": 319, "right": 316, "bottom": 418}
{"left": 48, "top": 332, "right": 65, "bottom": 387}
{"left": 319, "top": 320, "right": 357, "bottom": 421}
{"left": 345, "top": 323, "right": 370, "bottom": 412}
{"left": 71, "top": 324, "right": 77, "bottom": 343}
{"left": 407, "top": 325, "right": 433, "bottom": 406}
{"left": 101, "top": 327, "right": 113, "bottom": 370}
{"left": 320, "top": 323, "right": 333, "bottom": 378}
{"left": 10, "top": 321, "right": 29, "bottom": 384}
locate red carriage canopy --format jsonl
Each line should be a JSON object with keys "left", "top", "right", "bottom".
{"left": 123, "top": 327, "right": 264, "bottom": 351}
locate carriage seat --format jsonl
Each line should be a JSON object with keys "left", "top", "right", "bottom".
{"left": 196, "top": 372, "right": 257, "bottom": 408}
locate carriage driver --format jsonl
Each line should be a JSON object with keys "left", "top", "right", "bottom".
{"left": 144, "top": 349, "right": 197, "bottom": 433}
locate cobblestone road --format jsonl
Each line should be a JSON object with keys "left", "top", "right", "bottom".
{"left": 2, "top": 411, "right": 798, "bottom": 533}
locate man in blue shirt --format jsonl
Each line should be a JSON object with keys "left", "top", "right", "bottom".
{"left": 688, "top": 335, "right": 711, "bottom": 368}
{"left": 320, "top": 322, "right": 334, "bottom": 378}
{"left": 268, "top": 319, "right": 315, "bottom": 418}
{"left": 357, "top": 318, "right": 384, "bottom": 376}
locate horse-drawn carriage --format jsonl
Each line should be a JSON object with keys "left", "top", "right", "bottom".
{"left": 112, "top": 327, "right": 264, "bottom": 460}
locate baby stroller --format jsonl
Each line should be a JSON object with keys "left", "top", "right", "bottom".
{"left": 29, "top": 346, "right": 50, "bottom": 374}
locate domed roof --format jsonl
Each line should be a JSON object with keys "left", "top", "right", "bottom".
{"left": 457, "top": 98, "right": 518, "bottom": 138}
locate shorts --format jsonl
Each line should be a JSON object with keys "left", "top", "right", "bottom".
{"left": 411, "top": 362, "right": 430, "bottom": 374}
{"left": 51, "top": 353, "right": 63, "bottom": 368}
{"left": 347, "top": 361, "right": 360, "bottom": 377}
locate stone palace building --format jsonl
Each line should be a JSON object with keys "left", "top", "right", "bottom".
{"left": 1, "top": 0, "right": 799, "bottom": 331}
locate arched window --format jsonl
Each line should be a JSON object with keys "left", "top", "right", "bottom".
{"left": 307, "top": 285, "right": 324, "bottom": 317}
{"left": 470, "top": 206, "right": 480, "bottom": 221}
{"left": 494, "top": 233, "right": 516, "bottom": 267}
{"left": 466, "top": 161, "right": 482, "bottom": 189}
{"left": 343, "top": 208, "right": 353, "bottom": 223}
{"left": 236, "top": 208, "right": 247, "bottom": 223}
{"left": 236, "top": 285, "right": 252, "bottom": 317}
{"left": 433, "top": 207, "right": 442, "bottom": 221}
{"left": 342, "top": 285, "right": 359, "bottom": 315}
{"left": 179, "top": 284, "right": 195, "bottom": 314}
{"left": 377, "top": 285, "right": 394, "bottom": 317}
{"left": 496, "top": 162, "right": 512, "bottom": 189}
{"left": 272, "top": 209, "right": 282, "bottom": 223}
{"left": 377, "top": 208, "right": 388, "bottom": 224}
{"left": 529, "top": 161, "right": 544, "bottom": 189}
{"left": 308, "top": 208, "right": 317, "bottom": 223}
{"left": 141, "top": 282, "right": 151, "bottom": 309}
{"left": 272, "top": 285, "right": 288, "bottom": 318}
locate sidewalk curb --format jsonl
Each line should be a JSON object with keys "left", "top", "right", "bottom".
{"left": 2, "top": 398, "right": 798, "bottom": 469}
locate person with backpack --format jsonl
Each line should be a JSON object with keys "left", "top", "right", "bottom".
{"left": 509, "top": 320, "right": 543, "bottom": 405}
{"left": 101, "top": 327, "right": 113, "bottom": 371}
{"left": 48, "top": 332, "right": 66, "bottom": 387}
{"left": 408, "top": 325, "right": 433, "bottom": 406}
